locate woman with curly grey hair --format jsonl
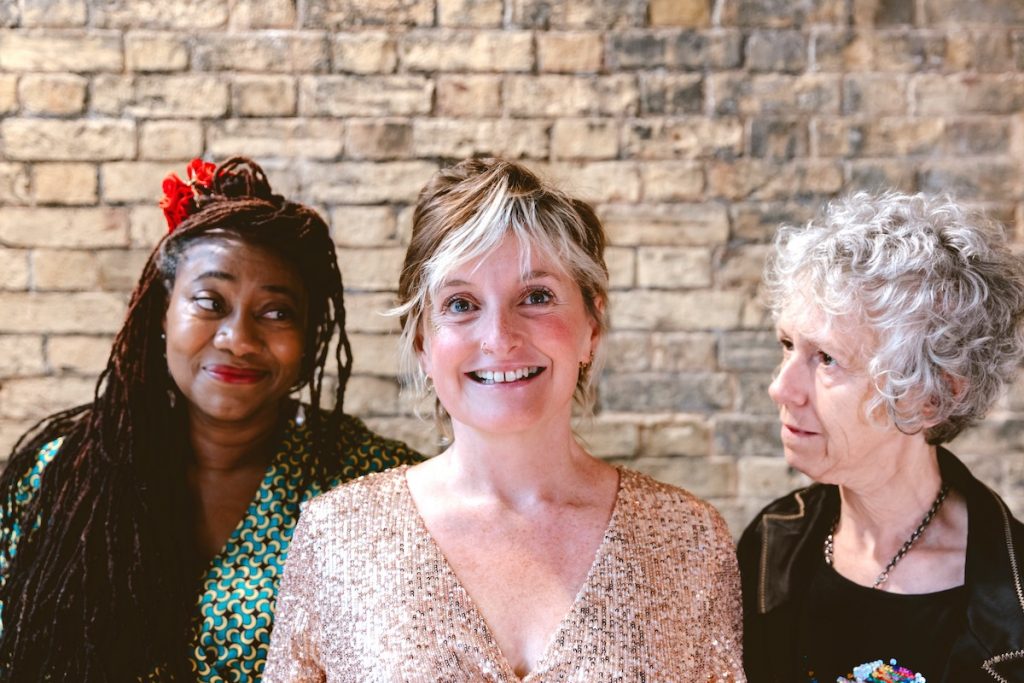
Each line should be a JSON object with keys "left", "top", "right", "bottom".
{"left": 738, "top": 191, "right": 1024, "bottom": 682}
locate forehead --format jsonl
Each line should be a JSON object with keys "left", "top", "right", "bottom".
{"left": 434, "top": 235, "right": 572, "bottom": 287}
{"left": 175, "top": 237, "right": 305, "bottom": 288}
{"left": 777, "top": 300, "right": 874, "bottom": 356}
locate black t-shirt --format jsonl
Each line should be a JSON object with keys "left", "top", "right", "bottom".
{"left": 796, "top": 560, "right": 967, "bottom": 682}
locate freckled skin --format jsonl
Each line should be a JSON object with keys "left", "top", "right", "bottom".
{"left": 418, "top": 237, "right": 598, "bottom": 438}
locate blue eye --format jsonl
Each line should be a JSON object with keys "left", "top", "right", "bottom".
{"left": 444, "top": 297, "right": 475, "bottom": 314}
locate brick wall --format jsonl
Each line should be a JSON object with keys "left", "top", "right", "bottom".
{"left": 1, "top": 0, "right": 1023, "bottom": 533}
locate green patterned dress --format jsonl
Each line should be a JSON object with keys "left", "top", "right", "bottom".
{"left": 0, "top": 410, "right": 420, "bottom": 682}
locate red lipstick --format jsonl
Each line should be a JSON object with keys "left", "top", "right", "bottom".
{"left": 205, "top": 365, "right": 268, "bottom": 384}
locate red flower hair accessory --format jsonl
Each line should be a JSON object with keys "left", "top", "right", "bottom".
{"left": 159, "top": 158, "right": 217, "bottom": 232}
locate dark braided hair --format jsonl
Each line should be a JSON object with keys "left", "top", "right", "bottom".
{"left": 0, "top": 157, "right": 353, "bottom": 681}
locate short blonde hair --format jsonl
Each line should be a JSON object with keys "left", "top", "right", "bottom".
{"left": 392, "top": 158, "right": 609, "bottom": 438}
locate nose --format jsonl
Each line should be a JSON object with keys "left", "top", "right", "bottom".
{"left": 480, "top": 306, "right": 522, "bottom": 356}
{"left": 213, "top": 311, "right": 263, "bottom": 357}
{"left": 768, "top": 353, "right": 807, "bottom": 408}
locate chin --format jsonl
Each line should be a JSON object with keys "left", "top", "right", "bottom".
{"left": 782, "top": 448, "right": 823, "bottom": 482}
{"left": 452, "top": 410, "right": 550, "bottom": 436}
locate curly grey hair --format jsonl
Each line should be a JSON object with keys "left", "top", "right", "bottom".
{"left": 765, "top": 191, "right": 1024, "bottom": 444}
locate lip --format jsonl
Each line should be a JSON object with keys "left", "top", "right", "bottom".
{"left": 466, "top": 365, "right": 546, "bottom": 385}
{"left": 782, "top": 423, "right": 819, "bottom": 437}
{"left": 205, "top": 364, "right": 270, "bottom": 384}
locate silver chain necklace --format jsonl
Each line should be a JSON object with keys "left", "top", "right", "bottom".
{"left": 823, "top": 483, "right": 950, "bottom": 590}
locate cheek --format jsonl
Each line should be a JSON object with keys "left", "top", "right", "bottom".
{"left": 271, "top": 332, "right": 306, "bottom": 378}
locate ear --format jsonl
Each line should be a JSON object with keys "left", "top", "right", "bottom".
{"left": 584, "top": 295, "right": 605, "bottom": 362}
{"left": 921, "top": 374, "right": 966, "bottom": 426}
{"left": 414, "top": 327, "right": 432, "bottom": 378}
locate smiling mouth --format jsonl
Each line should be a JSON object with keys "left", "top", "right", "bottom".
{"left": 206, "top": 365, "right": 269, "bottom": 384}
{"left": 468, "top": 367, "right": 544, "bottom": 384}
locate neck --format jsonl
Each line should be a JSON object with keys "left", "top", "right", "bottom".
{"left": 836, "top": 440, "right": 943, "bottom": 546}
{"left": 186, "top": 403, "right": 285, "bottom": 472}
{"left": 440, "top": 416, "right": 601, "bottom": 507}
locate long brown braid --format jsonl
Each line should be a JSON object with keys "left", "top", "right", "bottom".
{"left": 0, "top": 157, "right": 353, "bottom": 681}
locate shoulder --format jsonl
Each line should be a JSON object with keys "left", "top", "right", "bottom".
{"left": 300, "top": 465, "right": 411, "bottom": 528}
{"left": 12, "top": 437, "right": 64, "bottom": 498}
{"left": 737, "top": 483, "right": 827, "bottom": 553}
{"left": 618, "top": 467, "right": 733, "bottom": 544}
{"left": 335, "top": 413, "right": 423, "bottom": 469}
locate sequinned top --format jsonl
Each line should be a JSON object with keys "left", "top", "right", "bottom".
{"left": 0, "top": 411, "right": 420, "bottom": 683}
{"left": 264, "top": 465, "right": 745, "bottom": 682}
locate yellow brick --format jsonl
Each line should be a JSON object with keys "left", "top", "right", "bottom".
{"left": 20, "top": 0, "right": 87, "bottom": 26}
{"left": 0, "top": 336, "right": 44, "bottom": 376}
{"left": 551, "top": 119, "right": 619, "bottom": 159}
{"left": 331, "top": 206, "right": 399, "bottom": 247}
{"left": 438, "top": 0, "right": 503, "bottom": 26}
{"left": 331, "top": 33, "right": 397, "bottom": 74}
{"left": 125, "top": 32, "right": 189, "bottom": 72}
{"left": 32, "top": 250, "right": 101, "bottom": 290}
{"left": 400, "top": 30, "right": 533, "bottom": 72}
{"left": 0, "top": 377, "right": 97, "bottom": 421}
{"left": 335, "top": 247, "right": 406, "bottom": 290}
{"left": 18, "top": 74, "right": 87, "bottom": 114}
{"left": 537, "top": 32, "right": 603, "bottom": 73}
{"left": 231, "top": 75, "right": 297, "bottom": 116}
{"left": 102, "top": 162, "right": 174, "bottom": 204}
{"left": 0, "top": 75, "right": 16, "bottom": 114}
{"left": 0, "top": 292, "right": 126, "bottom": 334}
{"left": 650, "top": 0, "right": 710, "bottom": 26}
{"left": 2, "top": 119, "right": 136, "bottom": 161}
{"left": 0, "top": 208, "right": 129, "bottom": 247}
{"left": 139, "top": 121, "right": 204, "bottom": 160}
{"left": 48, "top": 335, "right": 115, "bottom": 375}
{"left": 435, "top": 75, "right": 501, "bottom": 117}
{"left": 33, "top": 163, "right": 97, "bottom": 205}
{"left": 208, "top": 119, "right": 344, "bottom": 160}
{"left": 0, "top": 250, "right": 30, "bottom": 290}
{"left": 229, "top": 0, "right": 296, "bottom": 28}
{"left": 0, "top": 31, "right": 122, "bottom": 72}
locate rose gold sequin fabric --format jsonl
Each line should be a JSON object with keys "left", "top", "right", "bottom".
{"left": 263, "top": 466, "right": 745, "bottom": 682}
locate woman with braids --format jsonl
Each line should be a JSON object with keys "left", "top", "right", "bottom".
{"left": 0, "top": 157, "right": 419, "bottom": 682}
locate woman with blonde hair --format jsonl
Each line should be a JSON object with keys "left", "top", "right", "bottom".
{"left": 265, "top": 158, "right": 744, "bottom": 681}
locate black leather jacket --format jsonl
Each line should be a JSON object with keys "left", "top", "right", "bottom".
{"left": 738, "top": 447, "right": 1024, "bottom": 682}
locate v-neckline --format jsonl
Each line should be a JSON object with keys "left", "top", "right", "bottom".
{"left": 399, "top": 465, "right": 628, "bottom": 682}
{"left": 203, "top": 421, "right": 294, "bottom": 572}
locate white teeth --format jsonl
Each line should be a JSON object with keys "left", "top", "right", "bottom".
{"left": 473, "top": 367, "right": 540, "bottom": 384}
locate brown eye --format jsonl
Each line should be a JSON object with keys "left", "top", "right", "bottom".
{"left": 524, "top": 288, "right": 553, "bottom": 305}
{"left": 193, "top": 296, "right": 222, "bottom": 312}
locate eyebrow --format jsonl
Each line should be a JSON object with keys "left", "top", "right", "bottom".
{"left": 438, "top": 270, "right": 558, "bottom": 289}
{"left": 192, "top": 271, "right": 302, "bottom": 299}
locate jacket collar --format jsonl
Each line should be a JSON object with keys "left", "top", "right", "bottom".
{"left": 757, "top": 448, "right": 1024, "bottom": 675}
